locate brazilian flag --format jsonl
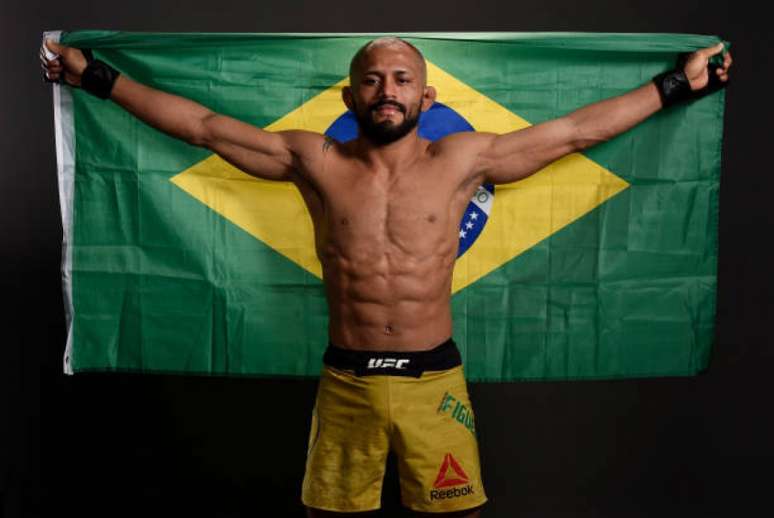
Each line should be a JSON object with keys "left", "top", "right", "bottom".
{"left": 48, "top": 31, "right": 728, "bottom": 380}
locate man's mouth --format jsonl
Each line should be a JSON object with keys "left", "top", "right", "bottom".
{"left": 372, "top": 102, "right": 405, "bottom": 115}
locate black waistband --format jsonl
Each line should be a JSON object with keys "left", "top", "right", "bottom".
{"left": 323, "top": 338, "right": 461, "bottom": 377}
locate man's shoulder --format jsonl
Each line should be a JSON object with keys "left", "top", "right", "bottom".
{"left": 280, "top": 131, "right": 364, "bottom": 163}
{"left": 428, "top": 131, "right": 496, "bottom": 158}
{"left": 277, "top": 129, "right": 327, "bottom": 152}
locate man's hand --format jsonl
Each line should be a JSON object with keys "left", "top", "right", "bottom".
{"left": 40, "top": 39, "right": 88, "bottom": 87}
{"left": 682, "top": 42, "right": 733, "bottom": 91}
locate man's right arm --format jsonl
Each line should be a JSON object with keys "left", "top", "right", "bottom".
{"left": 43, "top": 40, "right": 313, "bottom": 182}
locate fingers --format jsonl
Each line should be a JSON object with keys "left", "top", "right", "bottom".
{"left": 42, "top": 63, "right": 62, "bottom": 82}
{"left": 45, "top": 39, "right": 63, "bottom": 56}
{"left": 39, "top": 48, "right": 60, "bottom": 66}
{"left": 715, "top": 50, "right": 732, "bottom": 82}
{"left": 40, "top": 40, "right": 63, "bottom": 83}
{"left": 41, "top": 56, "right": 59, "bottom": 81}
{"left": 723, "top": 51, "right": 733, "bottom": 70}
{"left": 43, "top": 59, "right": 63, "bottom": 74}
{"left": 700, "top": 42, "right": 725, "bottom": 58}
{"left": 695, "top": 42, "right": 732, "bottom": 83}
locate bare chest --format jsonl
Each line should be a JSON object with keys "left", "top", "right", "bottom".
{"left": 317, "top": 162, "right": 469, "bottom": 257}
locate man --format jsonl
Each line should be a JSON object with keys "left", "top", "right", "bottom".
{"left": 41, "top": 35, "right": 732, "bottom": 517}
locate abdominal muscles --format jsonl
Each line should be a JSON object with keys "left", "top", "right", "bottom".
{"left": 320, "top": 216, "right": 458, "bottom": 351}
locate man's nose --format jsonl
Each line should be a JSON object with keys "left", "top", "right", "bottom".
{"left": 380, "top": 77, "right": 398, "bottom": 98}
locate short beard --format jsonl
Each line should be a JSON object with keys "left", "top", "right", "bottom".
{"left": 353, "top": 99, "right": 421, "bottom": 145}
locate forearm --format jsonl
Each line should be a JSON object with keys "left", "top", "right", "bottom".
{"left": 568, "top": 82, "right": 662, "bottom": 150}
{"left": 110, "top": 75, "right": 213, "bottom": 145}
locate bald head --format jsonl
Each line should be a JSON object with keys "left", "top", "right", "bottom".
{"left": 349, "top": 37, "right": 427, "bottom": 84}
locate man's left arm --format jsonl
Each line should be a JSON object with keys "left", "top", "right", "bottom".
{"left": 476, "top": 42, "right": 732, "bottom": 185}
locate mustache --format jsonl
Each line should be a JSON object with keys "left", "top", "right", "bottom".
{"left": 369, "top": 100, "right": 406, "bottom": 113}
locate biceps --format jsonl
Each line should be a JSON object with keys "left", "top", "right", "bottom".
{"left": 209, "top": 138, "right": 295, "bottom": 181}
{"left": 480, "top": 117, "right": 580, "bottom": 184}
{"left": 200, "top": 114, "right": 294, "bottom": 181}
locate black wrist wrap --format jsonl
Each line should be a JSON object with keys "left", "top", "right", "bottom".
{"left": 653, "top": 51, "right": 727, "bottom": 109}
{"left": 80, "top": 49, "right": 120, "bottom": 99}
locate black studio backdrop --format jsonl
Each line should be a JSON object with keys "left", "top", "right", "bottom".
{"left": 2, "top": 1, "right": 772, "bottom": 516}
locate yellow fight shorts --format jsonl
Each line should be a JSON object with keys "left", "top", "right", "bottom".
{"left": 301, "top": 338, "right": 487, "bottom": 514}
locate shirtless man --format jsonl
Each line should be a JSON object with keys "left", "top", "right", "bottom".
{"left": 42, "top": 36, "right": 731, "bottom": 517}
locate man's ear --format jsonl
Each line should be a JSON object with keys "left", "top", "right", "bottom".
{"left": 422, "top": 85, "right": 437, "bottom": 112}
{"left": 342, "top": 86, "right": 353, "bottom": 111}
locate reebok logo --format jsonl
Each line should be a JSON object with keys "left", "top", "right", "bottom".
{"left": 433, "top": 453, "right": 470, "bottom": 488}
{"left": 367, "top": 358, "right": 410, "bottom": 369}
{"left": 429, "top": 453, "right": 474, "bottom": 501}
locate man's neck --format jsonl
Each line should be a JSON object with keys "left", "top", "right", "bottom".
{"left": 354, "top": 130, "right": 427, "bottom": 172}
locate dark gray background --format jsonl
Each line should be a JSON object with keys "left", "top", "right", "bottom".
{"left": 2, "top": 0, "right": 771, "bottom": 516}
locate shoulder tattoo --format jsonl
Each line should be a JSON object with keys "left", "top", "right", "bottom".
{"left": 322, "top": 136, "right": 334, "bottom": 153}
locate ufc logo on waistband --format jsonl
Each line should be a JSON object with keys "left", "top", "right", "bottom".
{"left": 367, "top": 358, "right": 410, "bottom": 369}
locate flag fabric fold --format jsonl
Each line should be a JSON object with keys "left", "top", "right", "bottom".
{"left": 49, "top": 31, "right": 727, "bottom": 381}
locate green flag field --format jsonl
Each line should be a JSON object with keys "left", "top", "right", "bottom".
{"left": 48, "top": 31, "right": 728, "bottom": 380}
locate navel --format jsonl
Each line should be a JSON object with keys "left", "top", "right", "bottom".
{"left": 427, "top": 214, "right": 437, "bottom": 223}
{"left": 384, "top": 324, "right": 394, "bottom": 335}
{"left": 340, "top": 217, "right": 349, "bottom": 226}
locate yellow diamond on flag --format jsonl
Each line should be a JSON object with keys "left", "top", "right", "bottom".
{"left": 170, "top": 60, "right": 629, "bottom": 293}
